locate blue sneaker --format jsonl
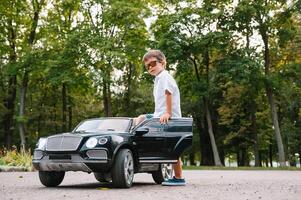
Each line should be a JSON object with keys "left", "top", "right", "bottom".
{"left": 161, "top": 176, "right": 186, "bottom": 186}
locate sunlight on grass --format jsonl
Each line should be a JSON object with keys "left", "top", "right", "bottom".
{"left": 0, "top": 147, "right": 33, "bottom": 171}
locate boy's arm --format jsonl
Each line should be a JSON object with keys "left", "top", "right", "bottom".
{"left": 160, "top": 90, "right": 172, "bottom": 124}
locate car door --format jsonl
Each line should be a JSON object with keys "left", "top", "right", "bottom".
{"left": 164, "top": 118, "right": 193, "bottom": 159}
{"left": 134, "top": 119, "right": 167, "bottom": 163}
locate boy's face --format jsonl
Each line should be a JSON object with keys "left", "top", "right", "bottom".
{"left": 144, "top": 57, "right": 164, "bottom": 76}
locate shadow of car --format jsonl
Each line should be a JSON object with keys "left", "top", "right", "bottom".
{"left": 32, "top": 117, "right": 193, "bottom": 188}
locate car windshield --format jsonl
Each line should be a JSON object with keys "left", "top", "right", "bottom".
{"left": 73, "top": 118, "right": 131, "bottom": 133}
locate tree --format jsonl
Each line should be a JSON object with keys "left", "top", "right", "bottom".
{"left": 152, "top": 1, "right": 229, "bottom": 166}
{"left": 215, "top": 0, "right": 263, "bottom": 166}
{"left": 0, "top": 0, "right": 23, "bottom": 148}
{"left": 251, "top": 0, "right": 297, "bottom": 167}
{"left": 43, "top": 0, "right": 82, "bottom": 132}
{"left": 215, "top": 49, "right": 264, "bottom": 166}
{"left": 18, "top": 0, "right": 46, "bottom": 149}
{"left": 80, "top": 0, "right": 150, "bottom": 117}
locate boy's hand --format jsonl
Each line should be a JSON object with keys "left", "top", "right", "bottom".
{"left": 160, "top": 113, "right": 171, "bottom": 124}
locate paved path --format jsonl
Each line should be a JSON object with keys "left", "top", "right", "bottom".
{"left": 0, "top": 170, "right": 300, "bottom": 200}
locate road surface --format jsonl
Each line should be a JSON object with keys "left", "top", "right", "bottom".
{"left": 0, "top": 170, "right": 300, "bottom": 200}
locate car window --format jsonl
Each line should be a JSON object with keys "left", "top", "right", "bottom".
{"left": 74, "top": 119, "right": 131, "bottom": 133}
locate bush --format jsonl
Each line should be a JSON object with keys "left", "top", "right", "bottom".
{"left": 0, "top": 147, "right": 33, "bottom": 171}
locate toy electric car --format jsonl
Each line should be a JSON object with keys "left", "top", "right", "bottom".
{"left": 32, "top": 117, "right": 193, "bottom": 188}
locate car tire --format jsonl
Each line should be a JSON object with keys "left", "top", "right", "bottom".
{"left": 94, "top": 172, "right": 111, "bottom": 183}
{"left": 152, "top": 164, "right": 173, "bottom": 184}
{"left": 38, "top": 171, "right": 65, "bottom": 187}
{"left": 111, "top": 149, "right": 134, "bottom": 188}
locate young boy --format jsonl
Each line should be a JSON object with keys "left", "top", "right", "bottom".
{"left": 135, "top": 49, "right": 185, "bottom": 186}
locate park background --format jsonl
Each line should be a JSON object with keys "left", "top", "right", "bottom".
{"left": 0, "top": 0, "right": 301, "bottom": 169}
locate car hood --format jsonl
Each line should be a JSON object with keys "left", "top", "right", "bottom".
{"left": 46, "top": 132, "right": 129, "bottom": 138}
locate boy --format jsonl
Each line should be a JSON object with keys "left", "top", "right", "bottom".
{"left": 135, "top": 49, "right": 185, "bottom": 186}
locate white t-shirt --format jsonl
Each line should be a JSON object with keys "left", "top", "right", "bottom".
{"left": 153, "top": 70, "right": 182, "bottom": 118}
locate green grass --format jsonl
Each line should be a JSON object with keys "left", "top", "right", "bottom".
{"left": 183, "top": 165, "right": 301, "bottom": 171}
{"left": 0, "top": 148, "right": 33, "bottom": 171}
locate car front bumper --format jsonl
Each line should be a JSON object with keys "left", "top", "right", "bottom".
{"left": 32, "top": 149, "right": 111, "bottom": 172}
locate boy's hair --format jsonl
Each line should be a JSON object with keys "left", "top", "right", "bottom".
{"left": 142, "top": 50, "right": 167, "bottom": 67}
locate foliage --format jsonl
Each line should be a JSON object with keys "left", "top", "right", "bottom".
{"left": 0, "top": 148, "right": 33, "bottom": 171}
{"left": 0, "top": 0, "right": 300, "bottom": 167}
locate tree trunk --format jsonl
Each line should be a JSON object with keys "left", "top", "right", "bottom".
{"left": 246, "top": 25, "right": 250, "bottom": 51}
{"left": 37, "top": 88, "right": 47, "bottom": 138}
{"left": 189, "top": 50, "right": 222, "bottom": 166}
{"left": 107, "top": 80, "right": 112, "bottom": 116}
{"left": 204, "top": 50, "right": 222, "bottom": 166}
{"left": 189, "top": 153, "right": 195, "bottom": 166}
{"left": 103, "top": 81, "right": 109, "bottom": 117}
{"left": 198, "top": 117, "right": 214, "bottom": 166}
{"left": 125, "top": 62, "right": 133, "bottom": 115}
{"left": 203, "top": 48, "right": 222, "bottom": 166}
{"left": 259, "top": 151, "right": 263, "bottom": 167}
{"left": 260, "top": 27, "right": 286, "bottom": 167}
{"left": 52, "top": 102, "right": 58, "bottom": 133}
{"left": 250, "top": 103, "right": 260, "bottom": 167}
{"left": 219, "top": 149, "right": 225, "bottom": 166}
{"left": 18, "top": 71, "right": 29, "bottom": 149}
{"left": 265, "top": 159, "right": 269, "bottom": 167}
{"left": 3, "top": 76, "right": 17, "bottom": 149}
{"left": 269, "top": 140, "right": 273, "bottom": 167}
{"left": 204, "top": 99, "right": 223, "bottom": 166}
{"left": 3, "top": 18, "right": 18, "bottom": 149}
{"left": 68, "top": 104, "right": 72, "bottom": 131}
{"left": 237, "top": 147, "right": 249, "bottom": 166}
{"left": 267, "top": 89, "right": 286, "bottom": 166}
{"left": 103, "top": 72, "right": 112, "bottom": 117}
{"left": 237, "top": 151, "right": 241, "bottom": 166}
{"left": 62, "top": 83, "right": 67, "bottom": 132}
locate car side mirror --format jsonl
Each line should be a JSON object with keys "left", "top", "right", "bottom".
{"left": 135, "top": 127, "right": 149, "bottom": 136}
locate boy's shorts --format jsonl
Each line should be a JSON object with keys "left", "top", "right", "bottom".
{"left": 146, "top": 113, "right": 154, "bottom": 119}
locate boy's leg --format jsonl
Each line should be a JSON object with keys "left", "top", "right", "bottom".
{"left": 162, "top": 158, "right": 185, "bottom": 186}
{"left": 173, "top": 158, "right": 183, "bottom": 179}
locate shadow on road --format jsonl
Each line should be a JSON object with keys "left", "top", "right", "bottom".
{"left": 37, "top": 182, "right": 157, "bottom": 190}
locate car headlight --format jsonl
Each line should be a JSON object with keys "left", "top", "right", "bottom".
{"left": 37, "top": 138, "right": 47, "bottom": 150}
{"left": 98, "top": 137, "right": 108, "bottom": 145}
{"left": 86, "top": 137, "right": 98, "bottom": 148}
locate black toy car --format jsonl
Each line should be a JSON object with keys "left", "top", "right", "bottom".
{"left": 32, "top": 117, "right": 193, "bottom": 188}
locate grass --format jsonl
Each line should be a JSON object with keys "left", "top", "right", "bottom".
{"left": 183, "top": 165, "right": 301, "bottom": 171}
{"left": 0, "top": 148, "right": 33, "bottom": 171}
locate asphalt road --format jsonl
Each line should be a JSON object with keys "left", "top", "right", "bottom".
{"left": 0, "top": 170, "right": 300, "bottom": 200}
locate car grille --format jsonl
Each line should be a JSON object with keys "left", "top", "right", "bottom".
{"left": 86, "top": 150, "right": 107, "bottom": 159}
{"left": 46, "top": 135, "right": 82, "bottom": 151}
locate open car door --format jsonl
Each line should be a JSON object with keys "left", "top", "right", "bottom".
{"left": 164, "top": 118, "right": 193, "bottom": 160}
{"left": 134, "top": 119, "right": 167, "bottom": 163}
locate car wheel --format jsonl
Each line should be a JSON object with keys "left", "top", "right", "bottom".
{"left": 111, "top": 149, "right": 134, "bottom": 188}
{"left": 152, "top": 164, "right": 173, "bottom": 184}
{"left": 39, "top": 171, "right": 65, "bottom": 187}
{"left": 94, "top": 172, "right": 112, "bottom": 183}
